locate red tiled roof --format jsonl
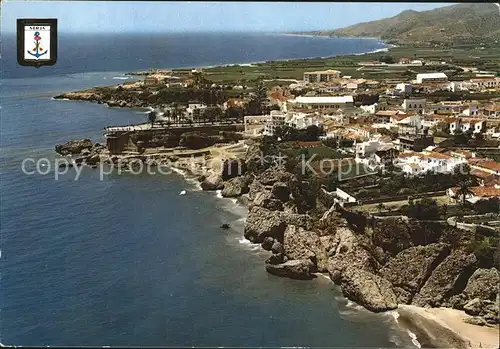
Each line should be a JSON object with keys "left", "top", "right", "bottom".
{"left": 470, "top": 159, "right": 500, "bottom": 172}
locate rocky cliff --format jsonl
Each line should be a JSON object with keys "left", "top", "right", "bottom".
{"left": 203, "top": 157, "right": 499, "bottom": 324}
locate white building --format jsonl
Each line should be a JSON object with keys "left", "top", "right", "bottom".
{"left": 263, "top": 111, "right": 287, "bottom": 136}
{"left": 463, "top": 106, "right": 480, "bottom": 116}
{"left": 469, "top": 77, "right": 500, "bottom": 90}
{"left": 402, "top": 98, "right": 426, "bottom": 114}
{"left": 185, "top": 103, "right": 208, "bottom": 119}
{"left": 396, "top": 83, "right": 413, "bottom": 94}
{"left": 396, "top": 151, "right": 466, "bottom": 176}
{"left": 286, "top": 112, "right": 322, "bottom": 130}
{"left": 355, "top": 139, "right": 393, "bottom": 158}
{"left": 289, "top": 96, "right": 354, "bottom": 110}
{"left": 360, "top": 103, "right": 378, "bottom": 114}
{"left": 415, "top": 73, "right": 448, "bottom": 84}
{"left": 303, "top": 69, "right": 341, "bottom": 83}
{"left": 397, "top": 114, "right": 424, "bottom": 135}
{"left": 448, "top": 118, "right": 486, "bottom": 135}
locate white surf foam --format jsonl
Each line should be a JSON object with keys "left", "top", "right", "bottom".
{"left": 215, "top": 190, "right": 223, "bottom": 199}
{"left": 112, "top": 76, "right": 129, "bottom": 80}
{"left": 238, "top": 238, "right": 251, "bottom": 245}
{"left": 407, "top": 330, "right": 421, "bottom": 348}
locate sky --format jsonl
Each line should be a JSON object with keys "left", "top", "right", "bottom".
{"left": 2, "top": 1, "right": 452, "bottom": 34}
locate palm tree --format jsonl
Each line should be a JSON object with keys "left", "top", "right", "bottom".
{"left": 454, "top": 180, "right": 475, "bottom": 206}
{"left": 148, "top": 110, "right": 157, "bottom": 127}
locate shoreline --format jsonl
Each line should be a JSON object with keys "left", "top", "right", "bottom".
{"left": 397, "top": 305, "right": 500, "bottom": 349}
{"left": 168, "top": 160, "right": 499, "bottom": 349}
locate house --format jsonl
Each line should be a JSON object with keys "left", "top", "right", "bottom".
{"left": 482, "top": 104, "right": 500, "bottom": 118}
{"left": 285, "top": 112, "right": 322, "bottom": 130}
{"left": 303, "top": 69, "right": 341, "bottom": 83}
{"left": 397, "top": 114, "right": 424, "bottom": 135}
{"left": 469, "top": 77, "right": 500, "bottom": 90}
{"left": 375, "top": 110, "right": 406, "bottom": 124}
{"left": 360, "top": 103, "right": 378, "bottom": 114}
{"left": 463, "top": 105, "right": 481, "bottom": 117}
{"left": 422, "top": 114, "right": 452, "bottom": 129}
{"left": 396, "top": 151, "right": 465, "bottom": 175}
{"left": 185, "top": 103, "right": 208, "bottom": 120}
{"left": 415, "top": 73, "right": 448, "bottom": 84}
{"left": 446, "top": 81, "right": 469, "bottom": 92}
{"left": 395, "top": 135, "right": 434, "bottom": 152}
{"left": 447, "top": 186, "right": 500, "bottom": 204}
{"left": 263, "top": 111, "right": 287, "bottom": 136}
{"left": 402, "top": 98, "right": 426, "bottom": 114}
{"left": 396, "top": 83, "right": 413, "bottom": 94}
{"left": 355, "top": 139, "right": 393, "bottom": 158}
{"left": 344, "top": 79, "right": 367, "bottom": 90}
{"left": 363, "top": 146, "right": 399, "bottom": 170}
{"left": 347, "top": 125, "right": 373, "bottom": 141}
{"left": 399, "top": 57, "right": 411, "bottom": 64}
{"left": 289, "top": 96, "right": 354, "bottom": 111}
{"left": 469, "top": 159, "right": 500, "bottom": 177}
{"left": 448, "top": 118, "right": 486, "bottom": 135}
{"left": 428, "top": 101, "right": 466, "bottom": 115}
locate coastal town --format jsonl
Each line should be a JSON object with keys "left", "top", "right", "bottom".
{"left": 51, "top": 8, "right": 500, "bottom": 349}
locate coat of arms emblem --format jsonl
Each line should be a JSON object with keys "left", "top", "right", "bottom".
{"left": 17, "top": 18, "right": 58, "bottom": 67}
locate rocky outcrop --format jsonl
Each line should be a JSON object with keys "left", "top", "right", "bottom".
{"left": 261, "top": 237, "right": 275, "bottom": 251}
{"left": 265, "top": 259, "right": 314, "bottom": 280}
{"left": 446, "top": 268, "right": 500, "bottom": 324}
{"left": 284, "top": 213, "right": 314, "bottom": 230}
{"left": 271, "top": 240, "right": 284, "bottom": 254}
{"left": 327, "top": 227, "right": 379, "bottom": 283}
{"left": 462, "top": 268, "right": 500, "bottom": 301}
{"left": 379, "top": 243, "right": 450, "bottom": 303}
{"left": 320, "top": 235, "right": 338, "bottom": 257}
{"left": 55, "top": 139, "right": 93, "bottom": 155}
{"left": 200, "top": 172, "right": 224, "bottom": 191}
{"left": 340, "top": 267, "right": 398, "bottom": 312}
{"left": 283, "top": 225, "right": 328, "bottom": 272}
{"left": 248, "top": 179, "right": 265, "bottom": 201}
{"left": 371, "top": 218, "right": 412, "bottom": 256}
{"left": 252, "top": 190, "right": 284, "bottom": 211}
{"left": 271, "top": 182, "right": 290, "bottom": 202}
{"left": 265, "top": 253, "right": 285, "bottom": 265}
{"left": 221, "top": 176, "right": 251, "bottom": 198}
{"left": 244, "top": 206, "right": 286, "bottom": 243}
{"left": 463, "top": 298, "right": 499, "bottom": 324}
{"left": 412, "top": 253, "right": 477, "bottom": 307}
{"left": 257, "top": 166, "right": 294, "bottom": 186}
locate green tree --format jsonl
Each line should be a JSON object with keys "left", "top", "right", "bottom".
{"left": 408, "top": 198, "right": 440, "bottom": 220}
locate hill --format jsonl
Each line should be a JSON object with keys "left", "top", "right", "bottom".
{"left": 300, "top": 3, "right": 500, "bottom": 44}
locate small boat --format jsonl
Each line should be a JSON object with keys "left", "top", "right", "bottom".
{"left": 220, "top": 223, "right": 230, "bottom": 229}
{"left": 179, "top": 190, "right": 187, "bottom": 196}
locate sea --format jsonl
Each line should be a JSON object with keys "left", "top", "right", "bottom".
{"left": 0, "top": 32, "right": 415, "bottom": 347}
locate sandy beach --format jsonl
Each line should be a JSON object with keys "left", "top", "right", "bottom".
{"left": 398, "top": 305, "right": 499, "bottom": 349}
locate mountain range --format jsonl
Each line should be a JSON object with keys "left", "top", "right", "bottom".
{"left": 300, "top": 3, "right": 500, "bottom": 44}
